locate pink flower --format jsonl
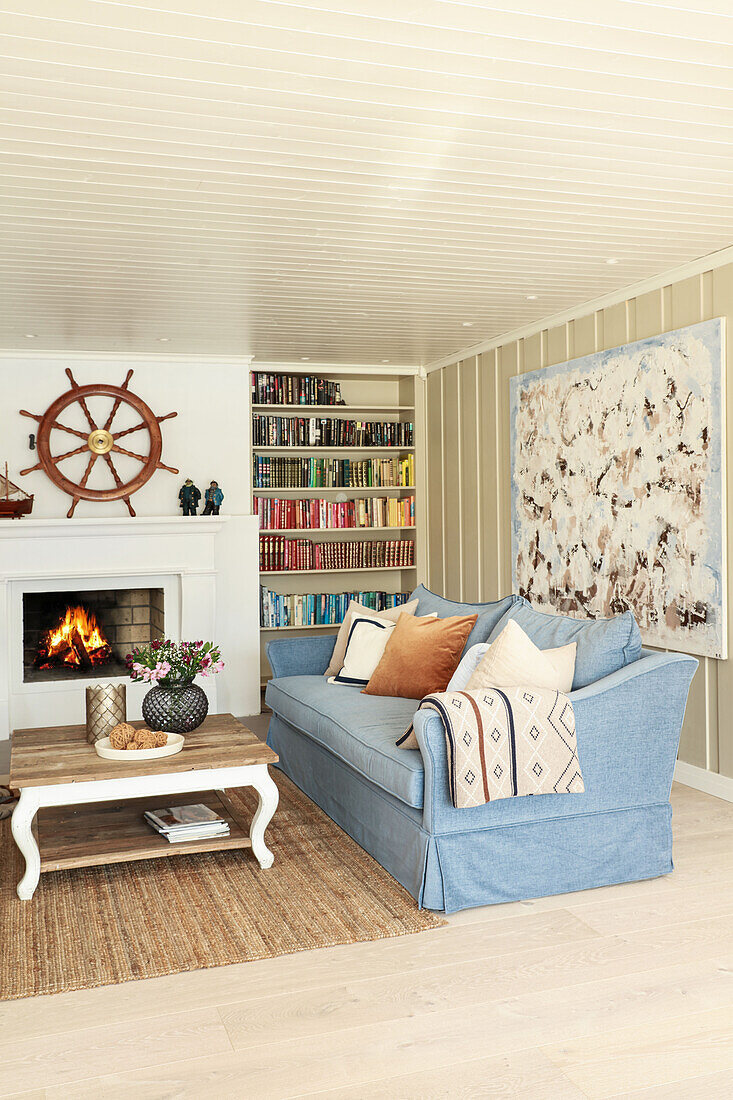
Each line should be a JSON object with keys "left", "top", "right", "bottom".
{"left": 201, "top": 655, "right": 212, "bottom": 671}
{"left": 156, "top": 660, "right": 171, "bottom": 677}
{"left": 212, "top": 659, "right": 225, "bottom": 673}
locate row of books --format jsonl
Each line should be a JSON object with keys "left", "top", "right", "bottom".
{"left": 260, "top": 587, "right": 411, "bottom": 628}
{"left": 250, "top": 372, "right": 344, "bottom": 407}
{"left": 144, "top": 804, "right": 230, "bottom": 844}
{"left": 256, "top": 495, "right": 416, "bottom": 531}
{"left": 252, "top": 415, "right": 413, "bottom": 448}
{"left": 252, "top": 454, "right": 415, "bottom": 489}
{"left": 260, "top": 536, "right": 415, "bottom": 572}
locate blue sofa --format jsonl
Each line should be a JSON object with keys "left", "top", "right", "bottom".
{"left": 266, "top": 588, "right": 698, "bottom": 912}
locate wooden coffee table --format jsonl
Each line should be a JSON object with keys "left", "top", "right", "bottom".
{"left": 9, "top": 713, "right": 279, "bottom": 900}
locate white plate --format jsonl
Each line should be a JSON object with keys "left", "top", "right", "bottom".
{"left": 94, "top": 733, "right": 185, "bottom": 760}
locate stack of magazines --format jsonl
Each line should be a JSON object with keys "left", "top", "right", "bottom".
{"left": 144, "top": 804, "right": 230, "bottom": 843}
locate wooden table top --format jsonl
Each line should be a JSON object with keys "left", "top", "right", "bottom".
{"left": 9, "top": 713, "right": 278, "bottom": 788}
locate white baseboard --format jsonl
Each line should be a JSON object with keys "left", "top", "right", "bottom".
{"left": 674, "top": 760, "right": 733, "bottom": 803}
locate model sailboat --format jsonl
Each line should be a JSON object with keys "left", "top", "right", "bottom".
{"left": 0, "top": 463, "right": 34, "bottom": 518}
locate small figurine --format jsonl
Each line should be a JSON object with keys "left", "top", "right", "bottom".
{"left": 178, "top": 478, "right": 201, "bottom": 516}
{"left": 203, "top": 480, "right": 224, "bottom": 516}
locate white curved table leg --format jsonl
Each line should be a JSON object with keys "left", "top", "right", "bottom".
{"left": 11, "top": 788, "right": 42, "bottom": 900}
{"left": 249, "top": 767, "right": 279, "bottom": 869}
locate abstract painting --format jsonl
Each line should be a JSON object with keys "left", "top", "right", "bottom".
{"left": 510, "top": 319, "right": 726, "bottom": 658}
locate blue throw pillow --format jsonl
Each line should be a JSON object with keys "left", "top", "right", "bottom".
{"left": 487, "top": 602, "right": 641, "bottom": 689}
{"left": 407, "top": 585, "right": 521, "bottom": 652}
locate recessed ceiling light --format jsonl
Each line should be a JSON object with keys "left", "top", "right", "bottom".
{"left": 526, "top": 295, "right": 538, "bottom": 301}
{"left": 157, "top": 337, "right": 170, "bottom": 342}
{"left": 606, "top": 258, "right": 619, "bottom": 265}
{"left": 300, "top": 356, "right": 310, "bottom": 361}
{"left": 24, "top": 333, "right": 36, "bottom": 339}
{"left": 462, "top": 322, "right": 473, "bottom": 327}
{"left": 381, "top": 359, "right": 390, "bottom": 363}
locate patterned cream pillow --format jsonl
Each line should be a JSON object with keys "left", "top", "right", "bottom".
{"left": 466, "top": 618, "right": 576, "bottom": 693}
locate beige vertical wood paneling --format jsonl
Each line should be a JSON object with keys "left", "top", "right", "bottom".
{"left": 478, "top": 349, "right": 500, "bottom": 601}
{"left": 701, "top": 270, "right": 719, "bottom": 772}
{"left": 573, "top": 314, "right": 596, "bottom": 358}
{"left": 498, "top": 342, "right": 520, "bottom": 595}
{"left": 459, "top": 357, "right": 480, "bottom": 600}
{"left": 566, "top": 318, "right": 575, "bottom": 361}
{"left": 594, "top": 309, "right": 605, "bottom": 350}
{"left": 634, "top": 290, "right": 663, "bottom": 339}
{"left": 672, "top": 275, "right": 704, "bottom": 329}
{"left": 701, "top": 270, "right": 714, "bottom": 319}
{"left": 522, "top": 332, "right": 543, "bottom": 374}
{"left": 423, "top": 260, "right": 733, "bottom": 781}
{"left": 670, "top": 273, "right": 708, "bottom": 770}
{"left": 603, "top": 301, "right": 628, "bottom": 347}
{"left": 442, "top": 362, "right": 461, "bottom": 600}
{"left": 425, "top": 369, "right": 444, "bottom": 594}
{"left": 547, "top": 323, "right": 569, "bottom": 367}
{"left": 523, "top": 332, "right": 543, "bottom": 374}
{"left": 713, "top": 263, "right": 733, "bottom": 777}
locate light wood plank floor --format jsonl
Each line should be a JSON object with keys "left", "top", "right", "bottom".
{"left": 1, "top": 772, "right": 732, "bottom": 1098}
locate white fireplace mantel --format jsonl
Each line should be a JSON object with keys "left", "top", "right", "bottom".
{"left": 0, "top": 516, "right": 229, "bottom": 539}
{"left": 0, "top": 514, "right": 260, "bottom": 742}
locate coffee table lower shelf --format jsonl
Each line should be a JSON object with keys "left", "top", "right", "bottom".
{"left": 36, "top": 790, "right": 252, "bottom": 873}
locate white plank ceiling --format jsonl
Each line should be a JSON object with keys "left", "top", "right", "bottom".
{"left": 2, "top": 0, "right": 733, "bottom": 364}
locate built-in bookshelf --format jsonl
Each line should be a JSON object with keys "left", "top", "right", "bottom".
{"left": 250, "top": 367, "right": 419, "bottom": 677}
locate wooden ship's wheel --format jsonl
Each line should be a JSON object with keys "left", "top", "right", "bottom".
{"left": 20, "top": 368, "right": 179, "bottom": 517}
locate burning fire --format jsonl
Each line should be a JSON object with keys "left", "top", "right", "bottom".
{"left": 36, "top": 605, "right": 113, "bottom": 670}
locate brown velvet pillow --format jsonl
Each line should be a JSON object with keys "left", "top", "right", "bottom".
{"left": 363, "top": 613, "right": 478, "bottom": 700}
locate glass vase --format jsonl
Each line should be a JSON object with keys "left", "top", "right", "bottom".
{"left": 141, "top": 677, "right": 209, "bottom": 734}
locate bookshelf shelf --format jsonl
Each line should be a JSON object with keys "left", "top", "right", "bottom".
{"left": 260, "top": 624, "right": 340, "bottom": 632}
{"left": 253, "top": 446, "right": 415, "bottom": 454}
{"left": 261, "top": 566, "right": 417, "bottom": 576}
{"left": 253, "top": 485, "right": 415, "bottom": 494}
{"left": 251, "top": 367, "right": 418, "bottom": 677}
{"left": 258, "top": 526, "right": 416, "bottom": 535}
{"left": 252, "top": 404, "right": 415, "bottom": 413}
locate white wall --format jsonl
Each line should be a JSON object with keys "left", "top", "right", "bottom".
{"left": 0, "top": 355, "right": 251, "bottom": 518}
{"left": 0, "top": 354, "right": 255, "bottom": 774}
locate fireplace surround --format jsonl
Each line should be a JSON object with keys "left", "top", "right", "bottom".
{"left": 0, "top": 515, "right": 261, "bottom": 751}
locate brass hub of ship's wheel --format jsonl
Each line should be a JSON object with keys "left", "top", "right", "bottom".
{"left": 19, "top": 368, "right": 179, "bottom": 518}
{"left": 87, "top": 428, "right": 114, "bottom": 455}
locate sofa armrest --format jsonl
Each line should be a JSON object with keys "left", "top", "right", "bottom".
{"left": 266, "top": 634, "right": 337, "bottom": 678}
{"left": 413, "top": 652, "right": 698, "bottom": 834}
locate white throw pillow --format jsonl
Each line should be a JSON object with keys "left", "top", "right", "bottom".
{"left": 328, "top": 616, "right": 396, "bottom": 687}
{"left": 465, "top": 619, "right": 576, "bottom": 694}
{"left": 324, "top": 598, "right": 419, "bottom": 676}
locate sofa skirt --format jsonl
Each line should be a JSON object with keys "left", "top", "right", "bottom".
{"left": 267, "top": 713, "right": 674, "bottom": 913}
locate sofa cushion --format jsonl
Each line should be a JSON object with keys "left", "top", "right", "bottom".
{"left": 466, "top": 619, "right": 576, "bottom": 694}
{"left": 265, "top": 675, "right": 425, "bottom": 808}
{"left": 408, "top": 585, "right": 519, "bottom": 651}
{"left": 488, "top": 603, "right": 641, "bottom": 689}
{"left": 364, "top": 613, "right": 478, "bottom": 700}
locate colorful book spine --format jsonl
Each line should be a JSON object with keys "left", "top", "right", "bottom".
{"left": 259, "top": 587, "right": 411, "bottom": 628}
{"left": 252, "top": 455, "right": 414, "bottom": 489}
{"left": 254, "top": 496, "right": 416, "bottom": 531}
{"left": 251, "top": 372, "right": 344, "bottom": 407}
{"left": 251, "top": 416, "right": 413, "bottom": 448}
{"left": 259, "top": 536, "right": 415, "bottom": 571}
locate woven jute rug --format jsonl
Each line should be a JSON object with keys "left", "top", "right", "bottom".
{"left": 0, "top": 772, "right": 443, "bottom": 1000}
